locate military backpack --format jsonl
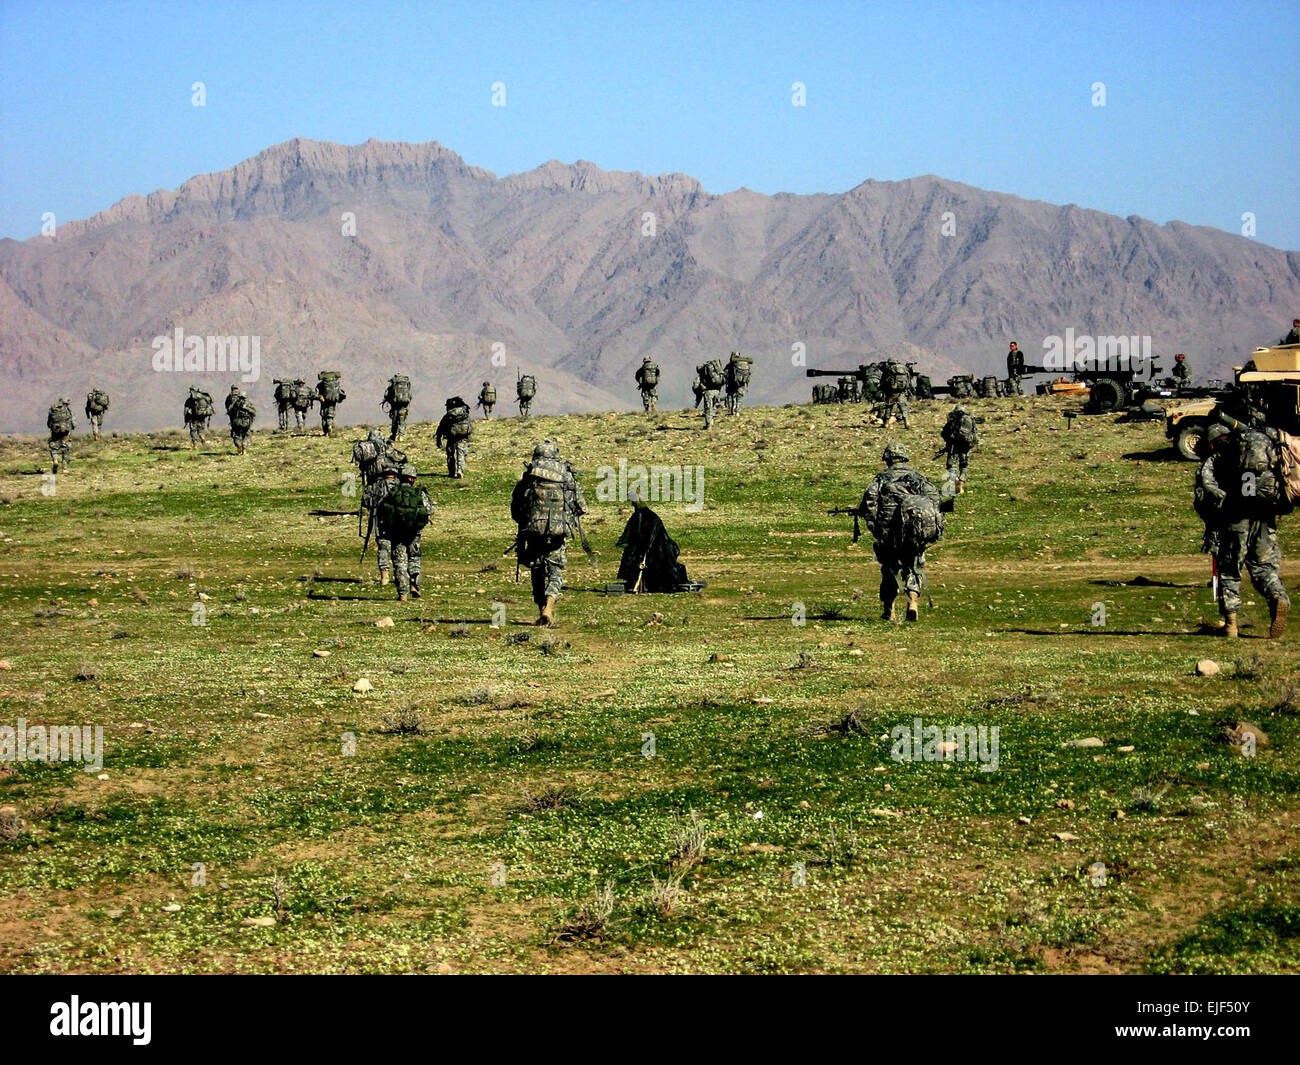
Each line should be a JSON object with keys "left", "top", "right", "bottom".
{"left": 318, "top": 371, "right": 343, "bottom": 403}
{"left": 638, "top": 361, "right": 660, "bottom": 388}
{"left": 377, "top": 482, "right": 429, "bottom": 540}
{"left": 229, "top": 399, "right": 256, "bottom": 430}
{"left": 445, "top": 403, "right": 472, "bottom": 439}
{"left": 883, "top": 362, "right": 909, "bottom": 393}
{"left": 888, "top": 492, "right": 944, "bottom": 554}
{"left": 189, "top": 392, "right": 214, "bottom": 418}
{"left": 517, "top": 375, "right": 537, "bottom": 400}
{"left": 47, "top": 404, "right": 74, "bottom": 434}
{"left": 388, "top": 375, "right": 412, "bottom": 405}
{"left": 1236, "top": 427, "right": 1287, "bottom": 507}
{"left": 86, "top": 389, "right": 110, "bottom": 414}
{"left": 726, "top": 356, "right": 752, "bottom": 389}
{"left": 699, "top": 360, "right": 725, "bottom": 389}
{"left": 274, "top": 379, "right": 294, "bottom": 404}
{"left": 480, "top": 384, "right": 497, "bottom": 404}
{"left": 943, "top": 411, "right": 978, "bottom": 449}
{"left": 520, "top": 458, "right": 570, "bottom": 536}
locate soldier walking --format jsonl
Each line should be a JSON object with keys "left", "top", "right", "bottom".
{"left": 511, "top": 440, "right": 588, "bottom": 626}
{"left": 517, "top": 373, "right": 536, "bottom": 418}
{"left": 477, "top": 381, "right": 497, "bottom": 419}
{"left": 435, "top": 396, "right": 473, "bottom": 478}
{"left": 724, "top": 352, "right": 752, "bottom": 415}
{"left": 184, "top": 387, "right": 213, "bottom": 446}
{"left": 696, "top": 358, "right": 725, "bottom": 429}
{"left": 941, "top": 404, "right": 978, "bottom": 494}
{"left": 47, "top": 398, "right": 75, "bottom": 473}
{"left": 635, "top": 357, "right": 660, "bottom": 413}
{"left": 383, "top": 374, "right": 412, "bottom": 441}
{"left": 227, "top": 391, "right": 256, "bottom": 454}
{"left": 316, "top": 372, "right": 346, "bottom": 436}
{"left": 273, "top": 379, "right": 293, "bottom": 431}
{"left": 878, "top": 358, "right": 910, "bottom": 428}
{"left": 291, "top": 379, "right": 315, "bottom": 430}
{"left": 84, "top": 388, "right": 109, "bottom": 439}
{"left": 374, "top": 464, "right": 433, "bottom": 602}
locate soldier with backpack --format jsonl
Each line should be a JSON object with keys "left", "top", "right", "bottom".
{"left": 316, "top": 372, "right": 346, "bottom": 436}
{"left": 290, "top": 379, "right": 316, "bottom": 431}
{"left": 517, "top": 373, "right": 537, "bottom": 418}
{"left": 477, "top": 381, "right": 497, "bottom": 419}
{"left": 878, "top": 359, "right": 911, "bottom": 429}
{"left": 84, "top": 389, "right": 110, "bottom": 439}
{"left": 635, "top": 357, "right": 661, "bottom": 413}
{"left": 47, "top": 399, "right": 75, "bottom": 473}
{"left": 696, "top": 359, "right": 725, "bottom": 429}
{"left": 435, "top": 396, "right": 473, "bottom": 478}
{"left": 227, "top": 391, "right": 256, "bottom": 454}
{"left": 184, "top": 387, "right": 214, "bottom": 446}
{"left": 940, "top": 404, "right": 979, "bottom": 494}
{"left": 383, "top": 374, "right": 412, "bottom": 440}
{"left": 724, "top": 352, "right": 752, "bottom": 415}
{"left": 1198, "top": 415, "right": 1292, "bottom": 638}
{"left": 273, "top": 379, "right": 294, "bottom": 431}
{"left": 511, "top": 441, "right": 588, "bottom": 626}
{"left": 374, "top": 464, "right": 433, "bottom": 602}
{"left": 850, "top": 442, "right": 943, "bottom": 622}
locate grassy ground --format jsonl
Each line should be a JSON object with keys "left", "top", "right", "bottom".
{"left": 0, "top": 395, "right": 1297, "bottom": 974}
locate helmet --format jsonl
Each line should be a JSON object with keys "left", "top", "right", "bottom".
{"left": 882, "top": 442, "right": 909, "bottom": 464}
{"left": 400, "top": 464, "right": 418, "bottom": 479}
{"left": 1206, "top": 424, "right": 1229, "bottom": 445}
{"left": 532, "top": 440, "right": 560, "bottom": 462}
{"left": 953, "top": 404, "right": 967, "bottom": 414}
{"left": 368, "top": 428, "right": 385, "bottom": 443}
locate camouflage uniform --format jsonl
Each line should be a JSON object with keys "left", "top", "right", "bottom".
{"left": 724, "top": 353, "right": 751, "bottom": 415}
{"left": 47, "top": 400, "right": 74, "bottom": 472}
{"left": 878, "top": 360, "right": 910, "bottom": 428}
{"left": 84, "top": 392, "right": 107, "bottom": 439}
{"left": 511, "top": 441, "right": 588, "bottom": 625}
{"left": 376, "top": 465, "right": 433, "bottom": 600}
{"left": 274, "top": 382, "right": 292, "bottom": 430}
{"left": 1198, "top": 423, "right": 1291, "bottom": 637}
{"left": 477, "top": 382, "right": 496, "bottom": 419}
{"left": 857, "top": 443, "right": 941, "bottom": 620}
{"left": 942, "top": 405, "right": 977, "bottom": 491}
{"left": 317, "top": 377, "right": 345, "bottom": 436}
{"left": 1172, "top": 356, "right": 1191, "bottom": 390}
{"left": 635, "top": 359, "right": 659, "bottom": 413}
{"left": 291, "top": 381, "right": 314, "bottom": 430}
{"left": 369, "top": 471, "right": 400, "bottom": 584}
{"left": 225, "top": 388, "right": 253, "bottom": 454}
{"left": 184, "top": 390, "right": 211, "bottom": 445}
{"left": 435, "top": 399, "right": 472, "bottom": 479}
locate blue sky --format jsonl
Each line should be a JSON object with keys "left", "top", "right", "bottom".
{"left": 2, "top": 0, "right": 1298, "bottom": 248}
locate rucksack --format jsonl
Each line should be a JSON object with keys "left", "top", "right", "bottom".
{"left": 274, "top": 380, "right": 294, "bottom": 404}
{"left": 377, "top": 482, "right": 430, "bottom": 540}
{"left": 86, "top": 390, "right": 109, "bottom": 414}
{"left": 521, "top": 460, "right": 570, "bottom": 536}
{"left": 388, "top": 375, "right": 412, "bottom": 405}
{"left": 699, "top": 360, "right": 725, "bottom": 389}
{"left": 318, "top": 372, "right": 342, "bottom": 403}
{"left": 229, "top": 399, "right": 255, "bottom": 429}
{"left": 480, "top": 385, "right": 497, "bottom": 404}
{"left": 883, "top": 362, "right": 909, "bottom": 393}
{"left": 944, "top": 412, "right": 978, "bottom": 449}
{"left": 639, "top": 362, "right": 660, "bottom": 387}
{"left": 189, "top": 392, "right": 213, "bottom": 418}
{"left": 445, "top": 404, "right": 472, "bottom": 438}
{"left": 727, "top": 358, "right": 752, "bottom": 389}
{"left": 1236, "top": 427, "right": 1285, "bottom": 506}
{"left": 517, "top": 375, "right": 537, "bottom": 400}
{"left": 352, "top": 439, "right": 380, "bottom": 468}
{"left": 292, "top": 384, "right": 315, "bottom": 410}
{"left": 47, "top": 404, "right": 73, "bottom": 434}
{"left": 913, "top": 375, "right": 933, "bottom": 400}
{"left": 888, "top": 492, "right": 945, "bottom": 554}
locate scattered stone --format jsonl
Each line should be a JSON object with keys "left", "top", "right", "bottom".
{"left": 1062, "top": 737, "right": 1104, "bottom": 748}
{"left": 0, "top": 661, "right": 10, "bottom": 671}
{"left": 1117, "top": 745, "right": 1135, "bottom": 753}
{"left": 870, "top": 807, "right": 902, "bottom": 819}
{"left": 312, "top": 649, "right": 332, "bottom": 658}
{"left": 1017, "top": 816, "right": 1032, "bottom": 825}
{"left": 1052, "top": 832, "right": 1079, "bottom": 842}
{"left": 847, "top": 648, "right": 864, "bottom": 657}
{"left": 241, "top": 916, "right": 276, "bottom": 928}
{"left": 375, "top": 616, "right": 395, "bottom": 629}
{"left": 1113, "top": 809, "right": 1126, "bottom": 820}
{"left": 352, "top": 678, "right": 373, "bottom": 693}
{"left": 161, "top": 903, "right": 182, "bottom": 913}
{"left": 1221, "top": 720, "right": 1271, "bottom": 750}
{"left": 1196, "top": 659, "right": 1220, "bottom": 677}
{"left": 1055, "top": 798, "right": 1075, "bottom": 810}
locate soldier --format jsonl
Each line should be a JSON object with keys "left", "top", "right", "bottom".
{"left": 854, "top": 442, "right": 942, "bottom": 622}
{"left": 476, "top": 381, "right": 497, "bottom": 419}
{"left": 1006, "top": 342, "right": 1026, "bottom": 396}
{"left": 316, "top": 372, "right": 346, "bottom": 436}
{"left": 374, "top": 464, "right": 433, "bottom": 602}
{"left": 940, "top": 404, "right": 978, "bottom": 494}
{"left": 84, "top": 388, "right": 109, "bottom": 439}
{"left": 184, "top": 387, "right": 213, "bottom": 446}
{"left": 878, "top": 358, "right": 910, "bottom": 428}
{"left": 837, "top": 376, "right": 855, "bottom": 404}
{"left": 47, "top": 398, "right": 75, "bottom": 473}
{"left": 1171, "top": 353, "right": 1191, "bottom": 391}
{"left": 227, "top": 391, "right": 256, "bottom": 454}
{"left": 511, "top": 440, "right": 588, "bottom": 626}
{"left": 273, "top": 379, "right": 293, "bottom": 431}
{"left": 696, "top": 359, "right": 725, "bottom": 429}
{"left": 516, "top": 373, "right": 537, "bottom": 418}
{"left": 1198, "top": 417, "right": 1291, "bottom": 638}
{"left": 382, "top": 374, "right": 412, "bottom": 441}
{"left": 635, "top": 357, "right": 660, "bottom": 413}
{"left": 724, "top": 352, "right": 752, "bottom": 415}
{"left": 291, "top": 379, "right": 315, "bottom": 430}
{"left": 1283, "top": 319, "right": 1300, "bottom": 346}
{"left": 435, "top": 396, "right": 473, "bottom": 478}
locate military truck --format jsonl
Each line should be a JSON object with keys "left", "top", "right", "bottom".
{"left": 1164, "top": 344, "right": 1300, "bottom": 460}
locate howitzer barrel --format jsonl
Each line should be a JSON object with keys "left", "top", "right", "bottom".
{"left": 805, "top": 369, "right": 864, "bottom": 379}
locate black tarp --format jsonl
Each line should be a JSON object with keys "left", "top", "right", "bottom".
{"left": 615, "top": 506, "right": 688, "bottom": 592}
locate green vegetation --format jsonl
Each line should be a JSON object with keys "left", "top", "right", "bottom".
{"left": 0, "top": 397, "right": 1295, "bottom": 973}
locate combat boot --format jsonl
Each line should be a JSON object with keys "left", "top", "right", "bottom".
{"left": 906, "top": 591, "right": 920, "bottom": 622}
{"left": 957, "top": 481, "right": 965, "bottom": 495}
{"left": 539, "top": 596, "right": 556, "bottom": 626}
{"left": 397, "top": 592, "right": 407, "bottom": 603}
{"left": 380, "top": 571, "right": 390, "bottom": 587}
{"left": 1224, "top": 611, "right": 1239, "bottom": 638}
{"left": 1269, "top": 599, "right": 1288, "bottom": 639}
{"left": 880, "top": 600, "right": 895, "bottom": 621}
{"left": 410, "top": 580, "right": 421, "bottom": 600}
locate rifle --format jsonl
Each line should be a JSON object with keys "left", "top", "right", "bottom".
{"left": 631, "top": 520, "right": 656, "bottom": 593}
{"left": 828, "top": 506, "right": 863, "bottom": 543}
{"left": 360, "top": 503, "right": 376, "bottom": 563}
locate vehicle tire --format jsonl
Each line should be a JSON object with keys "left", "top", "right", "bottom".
{"left": 1089, "top": 377, "right": 1126, "bottom": 412}
{"left": 1176, "top": 420, "right": 1207, "bottom": 462}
